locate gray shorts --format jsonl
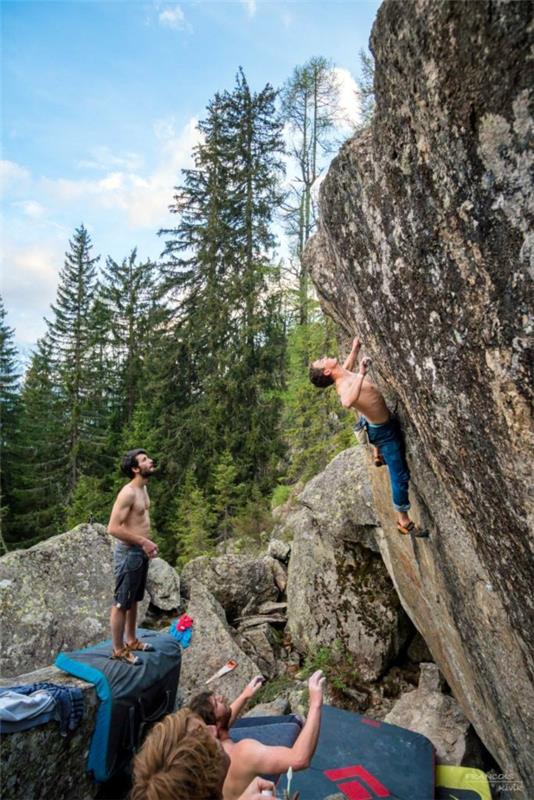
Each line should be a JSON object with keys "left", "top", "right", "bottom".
{"left": 113, "top": 542, "right": 149, "bottom": 610}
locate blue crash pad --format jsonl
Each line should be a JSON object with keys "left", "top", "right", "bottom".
{"left": 288, "top": 706, "right": 435, "bottom": 800}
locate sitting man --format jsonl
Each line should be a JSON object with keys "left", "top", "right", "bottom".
{"left": 309, "top": 337, "right": 428, "bottom": 538}
{"left": 190, "top": 670, "right": 325, "bottom": 800}
{"left": 131, "top": 707, "right": 275, "bottom": 800}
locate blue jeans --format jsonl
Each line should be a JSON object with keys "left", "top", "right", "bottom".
{"left": 365, "top": 417, "right": 411, "bottom": 512}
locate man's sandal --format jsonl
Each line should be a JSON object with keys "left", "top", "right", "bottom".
{"left": 397, "top": 521, "right": 430, "bottom": 539}
{"left": 126, "top": 639, "right": 155, "bottom": 652}
{"left": 111, "top": 646, "right": 141, "bottom": 665}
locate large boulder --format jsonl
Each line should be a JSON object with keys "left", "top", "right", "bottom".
{"left": 306, "top": 1, "right": 534, "bottom": 793}
{"left": 181, "top": 554, "right": 279, "bottom": 621}
{"left": 0, "top": 665, "right": 97, "bottom": 800}
{"left": 179, "top": 580, "right": 261, "bottom": 701}
{"left": 145, "top": 557, "right": 181, "bottom": 610}
{"left": 385, "top": 664, "right": 482, "bottom": 767}
{"left": 285, "top": 447, "right": 412, "bottom": 681}
{"left": 0, "top": 524, "right": 177, "bottom": 677}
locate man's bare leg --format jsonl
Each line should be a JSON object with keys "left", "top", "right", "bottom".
{"left": 125, "top": 602, "right": 138, "bottom": 646}
{"left": 111, "top": 605, "right": 127, "bottom": 652}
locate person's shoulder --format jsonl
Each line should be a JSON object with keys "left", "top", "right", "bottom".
{"left": 231, "top": 737, "right": 263, "bottom": 756}
{"left": 116, "top": 483, "right": 136, "bottom": 503}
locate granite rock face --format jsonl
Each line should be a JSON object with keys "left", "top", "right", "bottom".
{"left": 307, "top": 0, "right": 533, "bottom": 794}
{"left": 179, "top": 580, "right": 261, "bottom": 701}
{"left": 181, "top": 554, "right": 279, "bottom": 621}
{"left": 385, "top": 663, "right": 482, "bottom": 766}
{"left": 145, "top": 557, "right": 181, "bottom": 610}
{"left": 285, "top": 447, "right": 412, "bottom": 680}
{"left": 0, "top": 665, "right": 97, "bottom": 800}
{"left": 0, "top": 524, "right": 173, "bottom": 677}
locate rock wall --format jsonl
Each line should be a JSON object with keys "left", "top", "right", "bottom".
{"left": 0, "top": 524, "right": 180, "bottom": 678}
{"left": 307, "top": 0, "right": 533, "bottom": 796}
{"left": 284, "top": 447, "right": 412, "bottom": 681}
{"left": 1, "top": 665, "right": 97, "bottom": 800}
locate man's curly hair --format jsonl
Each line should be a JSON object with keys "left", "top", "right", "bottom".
{"left": 309, "top": 364, "right": 335, "bottom": 388}
{"left": 131, "top": 708, "right": 227, "bottom": 800}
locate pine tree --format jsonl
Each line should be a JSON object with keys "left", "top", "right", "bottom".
{"left": 0, "top": 297, "right": 21, "bottom": 547}
{"left": 65, "top": 475, "right": 111, "bottom": 528}
{"left": 9, "top": 336, "right": 68, "bottom": 544}
{"left": 158, "top": 71, "right": 287, "bottom": 515}
{"left": 170, "top": 471, "right": 215, "bottom": 568}
{"left": 282, "top": 311, "right": 353, "bottom": 483}
{"left": 356, "top": 48, "right": 375, "bottom": 126}
{"left": 47, "top": 224, "right": 100, "bottom": 491}
{"left": 99, "top": 249, "right": 159, "bottom": 430}
{"left": 211, "top": 450, "right": 244, "bottom": 542}
{"left": 281, "top": 57, "right": 341, "bottom": 326}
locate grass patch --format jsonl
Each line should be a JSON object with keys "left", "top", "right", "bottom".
{"left": 249, "top": 674, "right": 295, "bottom": 707}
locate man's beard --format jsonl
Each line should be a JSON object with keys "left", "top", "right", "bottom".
{"left": 139, "top": 466, "right": 156, "bottom": 478}
{"left": 218, "top": 706, "right": 232, "bottom": 732}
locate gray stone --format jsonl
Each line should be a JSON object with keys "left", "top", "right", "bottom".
{"left": 306, "top": 1, "right": 533, "bottom": 793}
{"left": 180, "top": 581, "right": 261, "bottom": 701}
{"left": 407, "top": 632, "right": 433, "bottom": 664}
{"left": 0, "top": 524, "right": 148, "bottom": 677}
{"left": 238, "top": 624, "right": 279, "bottom": 680}
{"left": 258, "top": 601, "right": 287, "bottom": 615}
{"left": 268, "top": 557, "right": 288, "bottom": 594}
{"left": 181, "top": 555, "right": 278, "bottom": 621}
{"left": 267, "top": 539, "right": 291, "bottom": 563}
{"left": 285, "top": 447, "right": 411, "bottom": 681}
{"left": 145, "top": 557, "right": 181, "bottom": 611}
{"left": 0, "top": 665, "right": 97, "bottom": 800}
{"left": 385, "top": 666, "right": 475, "bottom": 766}
{"left": 244, "top": 697, "right": 290, "bottom": 717}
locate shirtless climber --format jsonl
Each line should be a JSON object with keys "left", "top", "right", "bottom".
{"left": 190, "top": 670, "right": 325, "bottom": 800}
{"left": 309, "top": 338, "right": 428, "bottom": 538}
{"left": 107, "top": 448, "right": 160, "bottom": 664}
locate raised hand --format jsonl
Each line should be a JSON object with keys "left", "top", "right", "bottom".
{"left": 244, "top": 675, "right": 265, "bottom": 698}
{"left": 308, "top": 669, "right": 325, "bottom": 708}
{"left": 359, "top": 356, "right": 372, "bottom": 375}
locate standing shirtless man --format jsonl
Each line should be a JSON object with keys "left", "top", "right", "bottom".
{"left": 108, "top": 448, "right": 159, "bottom": 664}
{"left": 309, "top": 338, "right": 428, "bottom": 538}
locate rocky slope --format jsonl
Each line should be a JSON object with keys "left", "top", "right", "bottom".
{"left": 306, "top": 0, "right": 533, "bottom": 796}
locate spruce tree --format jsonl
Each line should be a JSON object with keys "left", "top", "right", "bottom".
{"left": 159, "top": 71, "right": 286, "bottom": 513}
{"left": 281, "top": 57, "right": 341, "bottom": 326}
{"left": 99, "top": 249, "right": 158, "bottom": 430}
{"left": 47, "top": 224, "right": 100, "bottom": 491}
{"left": 0, "top": 297, "right": 21, "bottom": 546}
{"left": 9, "top": 336, "right": 68, "bottom": 544}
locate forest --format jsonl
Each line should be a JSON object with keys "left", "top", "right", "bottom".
{"left": 0, "top": 56, "right": 374, "bottom": 564}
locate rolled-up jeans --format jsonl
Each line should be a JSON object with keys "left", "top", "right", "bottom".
{"left": 366, "top": 417, "right": 411, "bottom": 512}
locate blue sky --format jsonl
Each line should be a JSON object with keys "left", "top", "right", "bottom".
{"left": 1, "top": 0, "right": 380, "bottom": 356}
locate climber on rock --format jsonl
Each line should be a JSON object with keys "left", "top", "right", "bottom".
{"left": 309, "top": 337, "right": 428, "bottom": 538}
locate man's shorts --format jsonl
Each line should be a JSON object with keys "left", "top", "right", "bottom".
{"left": 113, "top": 543, "right": 149, "bottom": 610}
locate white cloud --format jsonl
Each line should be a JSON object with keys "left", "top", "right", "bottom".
{"left": 241, "top": 0, "right": 257, "bottom": 18}
{"left": 333, "top": 67, "right": 362, "bottom": 129}
{"left": 158, "top": 5, "right": 186, "bottom": 29}
{"left": 0, "top": 160, "right": 31, "bottom": 197}
{"left": 13, "top": 200, "right": 47, "bottom": 219}
{"left": 77, "top": 146, "right": 144, "bottom": 172}
{"left": 38, "top": 116, "right": 200, "bottom": 229}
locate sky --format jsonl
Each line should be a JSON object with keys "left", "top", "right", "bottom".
{"left": 1, "top": 0, "right": 380, "bottom": 358}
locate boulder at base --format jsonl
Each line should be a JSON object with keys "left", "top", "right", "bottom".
{"left": 180, "top": 580, "right": 261, "bottom": 701}
{"left": 0, "top": 524, "right": 150, "bottom": 678}
{"left": 181, "top": 554, "right": 279, "bottom": 621}
{"left": 285, "top": 447, "right": 412, "bottom": 680}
